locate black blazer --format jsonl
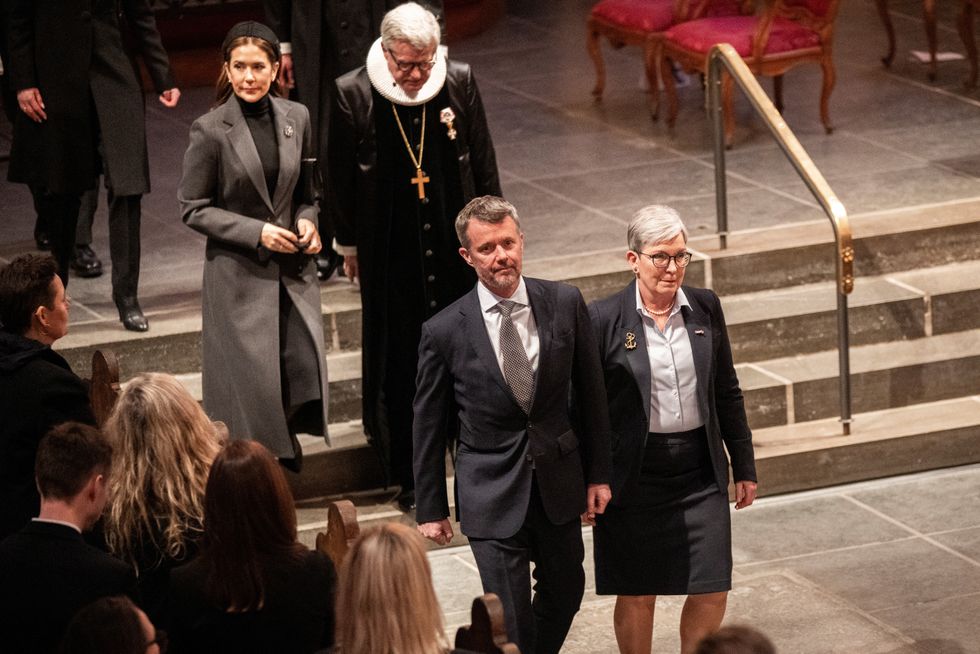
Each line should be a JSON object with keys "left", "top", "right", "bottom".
{"left": 588, "top": 282, "right": 756, "bottom": 503}
{"left": 167, "top": 550, "right": 336, "bottom": 654}
{"left": 413, "top": 277, "right": 612, "bottom": 540}
{"left": 0, "top": 521, "right": 137, "bottom": 654}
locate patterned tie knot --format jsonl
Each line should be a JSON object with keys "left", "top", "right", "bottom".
{"left": 497, "top": 300, "right": 517, "bottom": 317}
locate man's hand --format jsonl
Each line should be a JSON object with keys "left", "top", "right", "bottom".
{"left": 159, "top": 88, "right": 181, "bottom": 108}
{"left": 343, "top": 254, "right": 359, "bottom": 283}
{"left": 17, "top": 88, "right": 46, "bottom": 122}
{"left": 418, "top": 519, "right": 454, "bottom": 545}
{"left": 582, "top": 483, "right": 612, "bottom": 526}
{"left": 279, "top": 53, "right": 295, "bottom": 89}
{"left": 734, "top": 480, "right": 757, "bottom": 510}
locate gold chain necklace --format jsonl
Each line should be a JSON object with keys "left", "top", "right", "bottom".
{"left": 391, "top": 102, "right": 429, "bottom": 201}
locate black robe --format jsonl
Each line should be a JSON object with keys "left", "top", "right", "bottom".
{"left": 328, "top": 60, "right": 500, "bottom": 483}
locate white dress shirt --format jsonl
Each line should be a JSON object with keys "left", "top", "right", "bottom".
{"left": 636, "top": 285, "right": 704, "bottom": 433}
{"left": 477, "top": 277, "right": 540, "bottom": 375}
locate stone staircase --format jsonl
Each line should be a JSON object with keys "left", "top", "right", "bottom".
{"left": 55, "top": 199, "right": 980, "bottom": 542}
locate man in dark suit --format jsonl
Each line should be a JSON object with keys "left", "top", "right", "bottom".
{"left": 0, "top": 422, "right": 136, "bottom": 654}
{"left": 413, "top": 196, "right": 612, "bottom": 654}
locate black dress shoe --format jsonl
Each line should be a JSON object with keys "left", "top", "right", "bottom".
{"left": 315, "top": 247, "right": 342, "bottom": 281}
{"left": 115, "top": 296, "right": 149, "bottom": 332}
{"left": 395, "top": 488, "right": 416, "bottom": 512}
{"left": 70, "top": 244, "right": 104, "bottom": 278}
{"left": 34, "top": 230, "right": 51, "bottom": 251}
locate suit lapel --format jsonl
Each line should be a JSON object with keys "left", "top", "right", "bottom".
{"left": 526, "top": 278, "right": 553, "bottom": 410}
{"left": 222, "top": 99, "right": 276, "bottom": 214}
{"left": 683, "top": 289, "right": 712, "bottom": 419}
{"left": 271, "top": 98, "right": 299, "bottom": 213}
{"left": 462, "top": 288, "right": 513, "bottom": 401}
{"left": 621, "top": 282, "right": 652, "bottom": 425}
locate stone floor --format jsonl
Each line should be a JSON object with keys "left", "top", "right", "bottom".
{"left": 434, "top": 464, "right": 980, "bottom": 653}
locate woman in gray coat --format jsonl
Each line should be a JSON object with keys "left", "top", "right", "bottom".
{"left": 178, "top": 22, "right": 329, "bottom": 470}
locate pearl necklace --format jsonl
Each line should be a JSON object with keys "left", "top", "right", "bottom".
{"left": 644, "top": 297, "right": 675, "bottom": 316}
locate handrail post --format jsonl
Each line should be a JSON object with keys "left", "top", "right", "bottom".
{"left": 708, "top": 64, "right": 728, "bottom": 250}
{"left": 705, "top": 43, "right": 853, "bottom": 435}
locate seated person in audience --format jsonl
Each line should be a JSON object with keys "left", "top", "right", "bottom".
{"left": 695, "top": 625, "right": 777, "bottom": 654}
{"left": 167, "top": 440, "right": 336, "bottom": 653}
{"left": 334, "top": 522, "right": 478, "bottom": 654}
{"left": 0, "top": 254, "right": 96, "bottom": 540}
{"left": 0, "top": 422, "right": 136, "bottom": 654}
{"left": 61, "top": 595, "right": 167, "bottom": 654}
{"left": 101, "top": 373, "right": 224, "bottom": 625}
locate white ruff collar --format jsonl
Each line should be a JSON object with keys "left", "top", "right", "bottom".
{"left": 366, "top": 38, "right": 448, "bottom": 106}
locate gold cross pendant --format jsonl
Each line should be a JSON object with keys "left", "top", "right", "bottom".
{"left": 412, "top": 168, "right": 430, "bottom": 200}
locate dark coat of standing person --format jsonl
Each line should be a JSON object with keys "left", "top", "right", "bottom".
{"left": 588, "top": 205, "right": 757, "bottom": 654}
{"left": 0, "top": 422, "right": 137, "bottom": 654}
{"left": 0, "top": 254, "right": 96, "bottom": 541}
{"left": 6, "top": 0, "right": 177, "bottom": 290}
{"left": 329, "top": 2, "right": 500, "bottom": 507}
{"left": 413, "top": 196, "right": 612, "bottom": 654}
{"left": 178, "top": 22, "right": 329, "bottom": 469}
{"left": 167, "top": 440, "right": 336, "bottom": 654}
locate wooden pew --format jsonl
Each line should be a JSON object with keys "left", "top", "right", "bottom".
{"left": 315, "top": 499, "right": 360, "bottom": 568}
{"left": 89, "top": 350, "right": 122, "bottom": 427}
{"left": 455, "top": 593, "right": 521, "bottom": 654}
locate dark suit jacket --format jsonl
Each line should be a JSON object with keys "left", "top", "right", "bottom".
{"left": 167, "top": 550, "right": 336, "bottom": 654}
{"left": 588, "top": 282, "right": 756, "bottom": 503}
{"left": 0, "top": 521, "right": 137, "bottom": 654}
{"left": 414, "top": 277, "right": 612, "bottom": 540}
{"left": 0, "top": 332, "right": 96, "bottom": 540}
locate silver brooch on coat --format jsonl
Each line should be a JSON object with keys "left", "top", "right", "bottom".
{"left": 625, "top": 332, "right": 637, "bottom": 350}
{"left": 439, "top": 107, "right": 457, "bottom": 140}
{"left": 283, "top": 125, "right": 294, "bottom": 138}
{"left": 695, "top": 329, "right": 705, "bottom": 336}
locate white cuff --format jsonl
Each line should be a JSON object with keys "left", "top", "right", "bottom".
{"left": 333, "top": 239, "right": 357, "bottom": 256}
{"left": 280, "top": 42, "right": 293, "bottom": 55}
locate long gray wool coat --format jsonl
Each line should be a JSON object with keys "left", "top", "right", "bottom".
{"left": 178, "top": 96, "right": 329, "bottom": 458}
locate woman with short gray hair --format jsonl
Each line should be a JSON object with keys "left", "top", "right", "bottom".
{"left": 588, "top": 205, "right": 758, "bottom": 654}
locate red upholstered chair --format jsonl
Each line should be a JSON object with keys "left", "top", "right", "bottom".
{"left": 587, "top": 0, "right": 752, "bottom": 117}
{"left": 659, "top": 0, "right": 841, "bottom": 146}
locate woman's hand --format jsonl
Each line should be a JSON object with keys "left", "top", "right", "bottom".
{"left": 734, "top": 480, "right": 757, "bottom": 510}
{"left": 17, "top": 88, "right": 46, "bottom": 122}
{"left": 260, "top": 223, "right": 300, "bottom": 253}
{"left": 343, "top": 255, "right": 359, "bottom": 283}
{"left": 295, "top": 218, "right": 322, "bottom": 254}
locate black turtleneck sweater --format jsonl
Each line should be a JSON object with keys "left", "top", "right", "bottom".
{"left": 237, "top": 94, "right": 279, "bottom": 199}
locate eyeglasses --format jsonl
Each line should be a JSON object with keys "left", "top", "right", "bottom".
{"left": 637, "top": 251, "right": 693, "bottom": 268}
{"left": 147, "top": 629, "right": 169, "bottom": 653}
{"left": 385, "top": 47, "right": 436, "bottom": 73}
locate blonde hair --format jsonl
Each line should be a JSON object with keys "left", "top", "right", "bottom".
{"left": 103, "top": 373, "right": 223, "bottom": 572}
{"left": 336, "top": 523, "right": 449, "bottom": 654}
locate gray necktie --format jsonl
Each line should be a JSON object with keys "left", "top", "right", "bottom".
{"left": 497, "top": 300, "right": 534, "bottom": 414}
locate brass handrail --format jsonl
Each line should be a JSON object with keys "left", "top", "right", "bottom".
{"left": 706, "top": 43, "right": 854, "bottom": 434}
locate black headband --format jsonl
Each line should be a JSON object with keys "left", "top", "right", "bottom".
{"left": 222, "top": 21, "right": 281, "bottom": 60}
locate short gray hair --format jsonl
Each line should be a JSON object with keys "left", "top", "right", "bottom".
{"left": 627, "top": 205, "right": 688, "bottom": 252}
{"left": 455, "top": 196, "right": 522, "bottom": 248}
{"left": 381, "top": 2, "right": 441, "bottom": 51}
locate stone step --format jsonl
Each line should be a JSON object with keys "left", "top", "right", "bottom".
{"left": 52, "top": 204, "right": 980, "bottom": 378}
{"left": 740, "top": 328, "right": 980, "bottom": 428}
{"left": 725, "top": 258, "right": 980, "bottom": 363}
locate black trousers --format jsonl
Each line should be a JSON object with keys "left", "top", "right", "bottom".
{"left": 76, "top": 180, "right": 142, "bottom": 299}
{"left": 468, "top": 478, "right": 585, "bottom": 654}
{"left": 32, "top": 186, "right": 80, "bottom": 285}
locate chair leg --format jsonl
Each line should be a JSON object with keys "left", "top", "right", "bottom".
{"left": 586, "top": 20, "right": 606, "bottom": 101}
{"left": 773, "top": 75, "right": 784, "bottom": 114}
{"left": 820, "top": 55, "right": 836, "bottom": 134}
{"left": 721, "top": 71, "right": 735, "bottom": 148}
{"left": 660, "top": 47, "right": 679, "bottom": 128}
{"left": 644, "top": 41, "right": 661, "bottom": 121}
{"left": 874, "top": 0, "right": 897, "bottom": 67}
{"left": 959, "top": 0, "right": 978, "bottom": 88}
{"left": 924, "top": 0, "right": 939, "bottom": 81}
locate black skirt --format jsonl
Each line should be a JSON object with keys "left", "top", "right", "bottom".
{"left": 594, "top": 426, "right": 732, "bottom": 596}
